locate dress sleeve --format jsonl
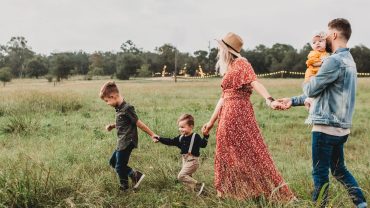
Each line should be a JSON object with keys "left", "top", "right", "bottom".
{"left": 233, "top": 58, "right": 257, "bottom": 89}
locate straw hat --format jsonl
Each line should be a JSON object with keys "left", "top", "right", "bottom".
{"left": 217, "top": 32, "right": 243, "bottom": 57}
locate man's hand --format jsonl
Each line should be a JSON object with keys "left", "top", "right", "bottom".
{"left": 304, "top": 98, "right": 313, "bottom": 111}
{"left": 276, "top": 98, "right": 292, "bottom": 110}
{"left": 105, "top": 124, "right": 116, "bottom": 131}
{"left": 151, "top": 135, "right": 160, "bottom": 143}
{"left": 269, "top": 100, "right": 288, "bottom": 110}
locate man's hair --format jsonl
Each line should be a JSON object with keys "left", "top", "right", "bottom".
{"left": 99, "top": 81, "right": 119, "bottom": 99}
{"left": 328, "top": 18, "right": 352, "bottom": 41}
{"left": 177, "top": 114, "right": 194, "bottom": 126}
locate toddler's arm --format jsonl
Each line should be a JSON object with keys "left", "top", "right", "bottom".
{"left": 199, "top": 134, "right": 209, "bottom": 148}
{"left": 157, "top": 136, "right": 180, "bottom": 147}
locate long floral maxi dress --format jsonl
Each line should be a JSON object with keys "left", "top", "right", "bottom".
{"left": 215, "top": 57, "right": 294, "bottom": 201}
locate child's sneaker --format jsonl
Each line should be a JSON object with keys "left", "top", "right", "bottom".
{"left": 195, "top": 183, "right": 205, "bottom": 196}
{"left": 119, "top": 185, "right": 129, "bottom": 192}
{"left": 130, "top": 170, "right": 145, "bottom": 189}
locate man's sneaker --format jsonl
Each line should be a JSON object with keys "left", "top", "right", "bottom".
{"left": 130, "top": 171, "right": 145, "bottom": 189}
{"left": 195, "top": 183, "right": 205, "bottom": 196}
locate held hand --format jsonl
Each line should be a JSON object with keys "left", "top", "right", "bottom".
{"left": 151, "top": 134, "right": 160, "bottom": 143}
{"left": 276, "top": 98, "right": 292, "bottom": 110}
{"left": 105, "top": 124, "right": 115, "bottom": 131}
{"left": 202, "top": 122, "right": 213, "bottom": 136}
{"left": 269, "top": 100, "right": 287, "bottom": 110}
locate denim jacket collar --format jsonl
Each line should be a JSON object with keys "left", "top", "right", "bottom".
{"left": 334, "top": 47, "right": 349, "bottom": 54}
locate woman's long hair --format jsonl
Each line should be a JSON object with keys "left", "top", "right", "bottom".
{"left": 216, "top": 45, "right": 237, "bottom": 75}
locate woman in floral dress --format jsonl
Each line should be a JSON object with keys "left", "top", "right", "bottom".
{"left": 202, "top": 32, "right": 295, "bottom": 201}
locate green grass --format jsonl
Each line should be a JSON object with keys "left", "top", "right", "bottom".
{"left": 0, "top": 78, "right": 369, "bottom": 207}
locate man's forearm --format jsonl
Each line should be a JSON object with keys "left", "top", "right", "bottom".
{"left": 291, "top": 94, "right": 307, "bottom": 106}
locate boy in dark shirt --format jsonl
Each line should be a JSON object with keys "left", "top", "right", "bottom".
{"left": 100, "top": 81, "right": 158, "bottom": 191}
{"left": 155, "top": 114, "right": 209, "bottom": 196}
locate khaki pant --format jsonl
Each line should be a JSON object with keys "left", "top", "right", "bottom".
{"left": 177, "top": 154, "right": 199, "bottom": 190}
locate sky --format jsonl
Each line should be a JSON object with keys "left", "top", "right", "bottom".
{"left": 1, "top": 0, "right": 369, "bottom": 55}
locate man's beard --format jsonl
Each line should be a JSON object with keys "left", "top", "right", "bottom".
{"left": 326, "top": 40, "right": 333, "bottom": 53}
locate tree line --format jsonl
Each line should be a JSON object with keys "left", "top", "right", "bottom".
{"left": 1, "top": 36, "right": 370, "bottom": 85}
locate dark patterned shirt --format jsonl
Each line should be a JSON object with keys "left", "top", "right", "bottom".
{"left": 115, "top": 101, "right": 138, "bottom": 151}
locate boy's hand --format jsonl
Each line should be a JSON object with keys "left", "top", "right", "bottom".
{"left": 151, "top": 135, "right": 160, "bottom": 143}
{"left": 105, "top": 124, "right": 115, "bottom": 131}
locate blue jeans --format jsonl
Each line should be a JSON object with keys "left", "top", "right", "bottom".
{"left": 109, "top": 143, "right": 135, "bottom": 188}
{"left": 312, "top": 132, "right": 367, "bottom": 207}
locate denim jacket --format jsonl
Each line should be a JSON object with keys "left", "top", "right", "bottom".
{"left": 299, "top": 48, "right": 357, "bottom": 129}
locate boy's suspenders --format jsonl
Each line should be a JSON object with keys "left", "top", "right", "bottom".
{"left": 179, "top": 133, "right": 196, "bottom": 155}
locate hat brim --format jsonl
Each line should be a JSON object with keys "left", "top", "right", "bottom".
{"left": 216, "top": 39, "right": 241, "bottom": 58}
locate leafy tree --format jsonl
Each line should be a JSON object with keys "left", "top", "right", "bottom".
{"left": 137, "top": 64, "right": 152, "bottom": 77}
{"left": 208, "top": 47, "right": 218, "bottom": 74}
{"left": 268, "top": 43, "right": 296, "bottom": 72}
{"left": 194, "top": 50, "right": 208, "bottom": 72}
{"left": 102, "top": 52, "right": 117, "bottom": 75}
{"left": 291, "top": 43, "right": 311, "bottom": 72}
{"left": 155, "top": 44, "right": 178, "bottom": 73}
{"left": 72, "top": 51, "right": 89, "bottom": 75}
{"left": 0, "top": 53, "right": 6, "bottom": 69}
{"left": 116, "top": 53, "right": 142, "bottom": 80}
{"left": 121, "top": 40, "right": 142, "bottom": 55}
{"left": 26, "top": 56, "right": 48, "bottom": 78}
{"left": 87, "top": 52, "right": 104, "bottom": 76}
{"left": 178, "top": 52, "right": 197, "bottom": 76}
{"left": 351, "top": 45, "right": 370, "bottom": 73}
{"left": 87, "top": 67, "right": 104, "bottom": 76}
{"left": 142, "top": 52, "right": 161, "bottom": 74}
{"left": 0, "top": 37, "right": 34, "bottom": 77}
{"left": 0, "top": 67, "right": 12, "bottom": 86}
{"left": 50, "top": 53, "right": 74, "bottom": 81}
{"left": 242, "top": 45, "right": 270, "bottom": 74}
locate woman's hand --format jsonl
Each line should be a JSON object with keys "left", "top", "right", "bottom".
{"left": 202, "top": 122, "right": 214, "bottom": 136}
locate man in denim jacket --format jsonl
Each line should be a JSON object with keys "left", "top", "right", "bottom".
{"left": 279, "top": 18, "right": 367, "bottom": 208}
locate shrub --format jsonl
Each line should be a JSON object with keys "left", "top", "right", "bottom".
{"left": 0, "top": 91, "right": 83, "bottom": 116}
{"left": 0, "top": 67, "right": 12, "bottom": 86}
{"left": 1, "top": 115, "right": 39, "bottom": 134}
{"left": 45, "top": 75, "right": 53, "bottom": 82}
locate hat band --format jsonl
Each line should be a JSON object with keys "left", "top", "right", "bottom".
{"left": 222, "top": 39, "right": 240, "bottom": 53}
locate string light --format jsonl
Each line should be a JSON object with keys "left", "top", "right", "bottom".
{"left": 174, "top": 71, "right": 370, "bottom": 79}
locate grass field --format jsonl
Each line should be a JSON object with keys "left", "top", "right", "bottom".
{"left": 0, "top": 78, "right": 369, "bottom": 207}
